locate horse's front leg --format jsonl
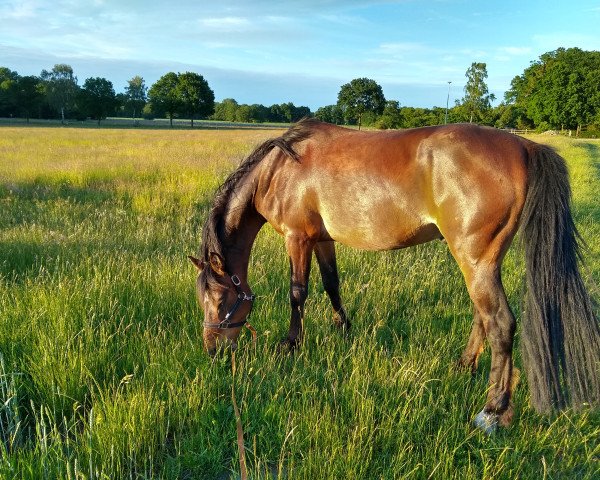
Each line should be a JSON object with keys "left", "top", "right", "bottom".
{"left": 281, "top": 233, "right": 315, "bottom": 350}
{"left": 314, "top": 241, "right": 350, "bottom": 331}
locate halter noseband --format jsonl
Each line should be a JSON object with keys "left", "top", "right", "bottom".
{"left": 203, "top": 274, "right": 255, "bottom": 330}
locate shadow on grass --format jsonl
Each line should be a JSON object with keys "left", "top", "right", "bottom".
{"left": 0, "top": 238, "right": 66, "bottom": 280}
{"left": 0, "top": 180, "right": 115, "bottom": 205}
{"left": 0, "top": 180, "right": 119, "bottom": 280}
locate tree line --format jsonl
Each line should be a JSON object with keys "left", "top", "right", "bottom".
{"left": 0, "top": 65, "right": 217, "bottom": 126}
{"left": 0, "top": 64, "right": 313, "bottom": 126}
{"left": 318, "top": 49, "right": 600, "bottom": 135}
{"left": 1, "top": 48, "right": 599, "bottom": 134}
{"left": 212, "top": 99, "right": 311, "bottom": 124}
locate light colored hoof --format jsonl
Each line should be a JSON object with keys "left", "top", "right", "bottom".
{"left": 474, "top": 409, "right": 498, "bottom": 434}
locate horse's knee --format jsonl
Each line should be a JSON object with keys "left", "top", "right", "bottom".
{"left": 290, "top": 283, "right": 307, "bottom": 307}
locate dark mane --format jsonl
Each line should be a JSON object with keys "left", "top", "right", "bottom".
{"left": 198, "top": 118, "right": 321, "bottom": 283}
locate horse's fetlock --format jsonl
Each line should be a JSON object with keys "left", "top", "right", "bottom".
{"left": 486, "top": 391, "right": 511, "bottom": 414}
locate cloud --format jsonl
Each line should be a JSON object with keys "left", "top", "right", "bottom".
{"left": 0, "top": 0, "right": 37, "bottom": 18}
{"left": 497, "top": 46, "right": 532, "bottom": 56}
{"left": 316, "top": 13, "right": 370, "bottom": 27}
{"left": 379, "top": 42, "right": 429, "bottom": 55}
{"left": 199, "top": 16, "right": 252, "bottom": 30}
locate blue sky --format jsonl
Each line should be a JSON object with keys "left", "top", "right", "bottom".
{"left": 2, "top": 0, "right": 600, "bottom": 110}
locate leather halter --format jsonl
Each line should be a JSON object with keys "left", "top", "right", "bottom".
{"left": 203, "top": 274, "right": 255, "bottom": 330}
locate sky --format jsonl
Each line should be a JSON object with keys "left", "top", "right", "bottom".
{"left": 2, "top": 0, "right": 600, "bottom": 111}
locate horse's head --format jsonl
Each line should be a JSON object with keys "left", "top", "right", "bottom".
{"left": 189, "top": 253, "right": 254, "bottom": 356}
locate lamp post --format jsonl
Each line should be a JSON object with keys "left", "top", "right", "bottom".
{"left": 445, "top": 81, "right": 452, "bottom": 124}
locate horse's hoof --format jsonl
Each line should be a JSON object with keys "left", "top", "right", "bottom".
{"left": 333, "top": 311, "right": 351, "bottom": 331}
{"left": 473, "top": 409, "right": 498, "bottom": 434}
{"left": 277, "top": 338, "right": 299, "bottom": 354}
{"left": 333, "top": 318, "right": 351, "bottom": 332}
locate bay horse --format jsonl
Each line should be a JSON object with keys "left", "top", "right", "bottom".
{"left": 189, "top": 119, "right": 600, "bottom": 431}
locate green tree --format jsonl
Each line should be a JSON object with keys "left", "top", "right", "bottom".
{"left": 40, "top": 64, "right": 79, "bottom": 123}
{"left": 124, "top": 76, "right": 147, "bottom": 123}
{"left": 376, "top": 100, "right": 403, "bottom": 129}
{"left": 78, "top": 77, "right": 117, "bottom": 125}
{"left": 459, "top": 62, "right": 495, "bottom": 123}
{"left": 0, "top": 67, "right": 19, "bottom": 117}
{"left": 337, "top": 77, "right": 386, "bottom": 129}
{"left": 315, "top": 104, "right": 344, "bottom": 124}
{"left": 15, "top": 75, "right": 44, "bottom": 123}
{"left": 400, "top": 107, "right": 440, "bottom": 128}
{"left": 279, "top": 102, "right": 294, "bottom": 123}
{"left": 269, "top": 104, "right": 286, "bottom": 123}
{"left": 249, "top": 104, "right": 270, "bottom": 123}
{"left": 506, "top": 48, "right": 600, "bottom": 132}
{"left": 235, "top": 104, "right": 253, "bottom": 123}
{"left": 292, "top": 105, "right": 311, "bottom": 122}
{"left": 176, "top": 72, "right": 214, "bottom": 127}
{"left": 148, "top": 72, "right": 181, "bottom": 127}
{"left": 213, "top": 98, "right": 239, "bottom": 122}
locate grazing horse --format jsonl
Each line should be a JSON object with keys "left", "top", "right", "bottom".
{"left": 190, "top": 118, "right": 599, "bottom": 431}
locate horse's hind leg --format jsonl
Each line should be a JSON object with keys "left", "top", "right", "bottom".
{"left": 463, "top": 265, "right": 517, "bottom": 430}
{"left": 458, "top": 309, "right": 486, "bottom": 374}
{"left": 314, "top": 241, "right": 350, "bottom": 331}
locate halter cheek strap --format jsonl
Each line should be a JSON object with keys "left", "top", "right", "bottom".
{"left": 203, "top": 274, "right": 255, "bottom": 330}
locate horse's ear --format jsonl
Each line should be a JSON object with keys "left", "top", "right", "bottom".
{"left": 188, "top": 256, "right": 205, "bottom": 271}
{"left": 209, "top": 252, "right": 226, "bottom": 276}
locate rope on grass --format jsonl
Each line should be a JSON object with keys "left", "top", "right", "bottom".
{"left": 230, "top": 323, "right": 256, "bottom": 480}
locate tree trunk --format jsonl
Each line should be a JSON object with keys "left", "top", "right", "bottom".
{"left": 169, "top": 114, "right": 173, "bottom": 128}
{"left": 191, "top": 117, "right": 194, "bottom": 128}
{"left": 61, "top": 107, "right": 65, "bottom": 124}
{"left": 358, "top": 114, "right": 362, "bottom": 131}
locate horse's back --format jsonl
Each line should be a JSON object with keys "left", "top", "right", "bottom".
{"left": 255, "top": 123, "right": 529, "bottom": 252}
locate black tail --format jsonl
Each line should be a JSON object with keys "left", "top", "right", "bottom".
{"left": 521, "top": 142, "right": 600, "bottom": 413}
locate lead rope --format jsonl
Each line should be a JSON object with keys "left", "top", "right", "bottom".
{"left": 230, "top": 323, "right": 257, "bottom": 480}
{"left": 231, "top": 350, "right": 248, "bottom": 480}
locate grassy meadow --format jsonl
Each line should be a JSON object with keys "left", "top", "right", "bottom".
{"left": 0, "top": 126, "right": 598, "bottom": 479}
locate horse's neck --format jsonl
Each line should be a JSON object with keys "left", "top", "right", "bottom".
{"left": 221, "top": 172, "right": 265, "bottom": 278}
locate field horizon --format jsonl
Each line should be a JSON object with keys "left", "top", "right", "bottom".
{"left": 0, "top": 126, "right": 598, "bottom": 479}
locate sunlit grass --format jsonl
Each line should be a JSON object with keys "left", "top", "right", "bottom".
{"left": 0, "top": 127, "right": 598, "bottom": 479}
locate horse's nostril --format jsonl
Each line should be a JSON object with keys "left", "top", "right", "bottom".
{"left": 207, "top": 347, "right": 217, "bottom": 358}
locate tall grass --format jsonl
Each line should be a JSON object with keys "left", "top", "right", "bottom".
{"left": 0, "top": 127, "right": 598, "bottom": 479}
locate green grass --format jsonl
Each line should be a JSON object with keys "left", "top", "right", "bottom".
{"left": 0, "top": 127, "right": 598, "bottom": 479}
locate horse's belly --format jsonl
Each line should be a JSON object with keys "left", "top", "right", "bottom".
{"left": 320, "top": 206, "right": 441, "bottom": 251}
